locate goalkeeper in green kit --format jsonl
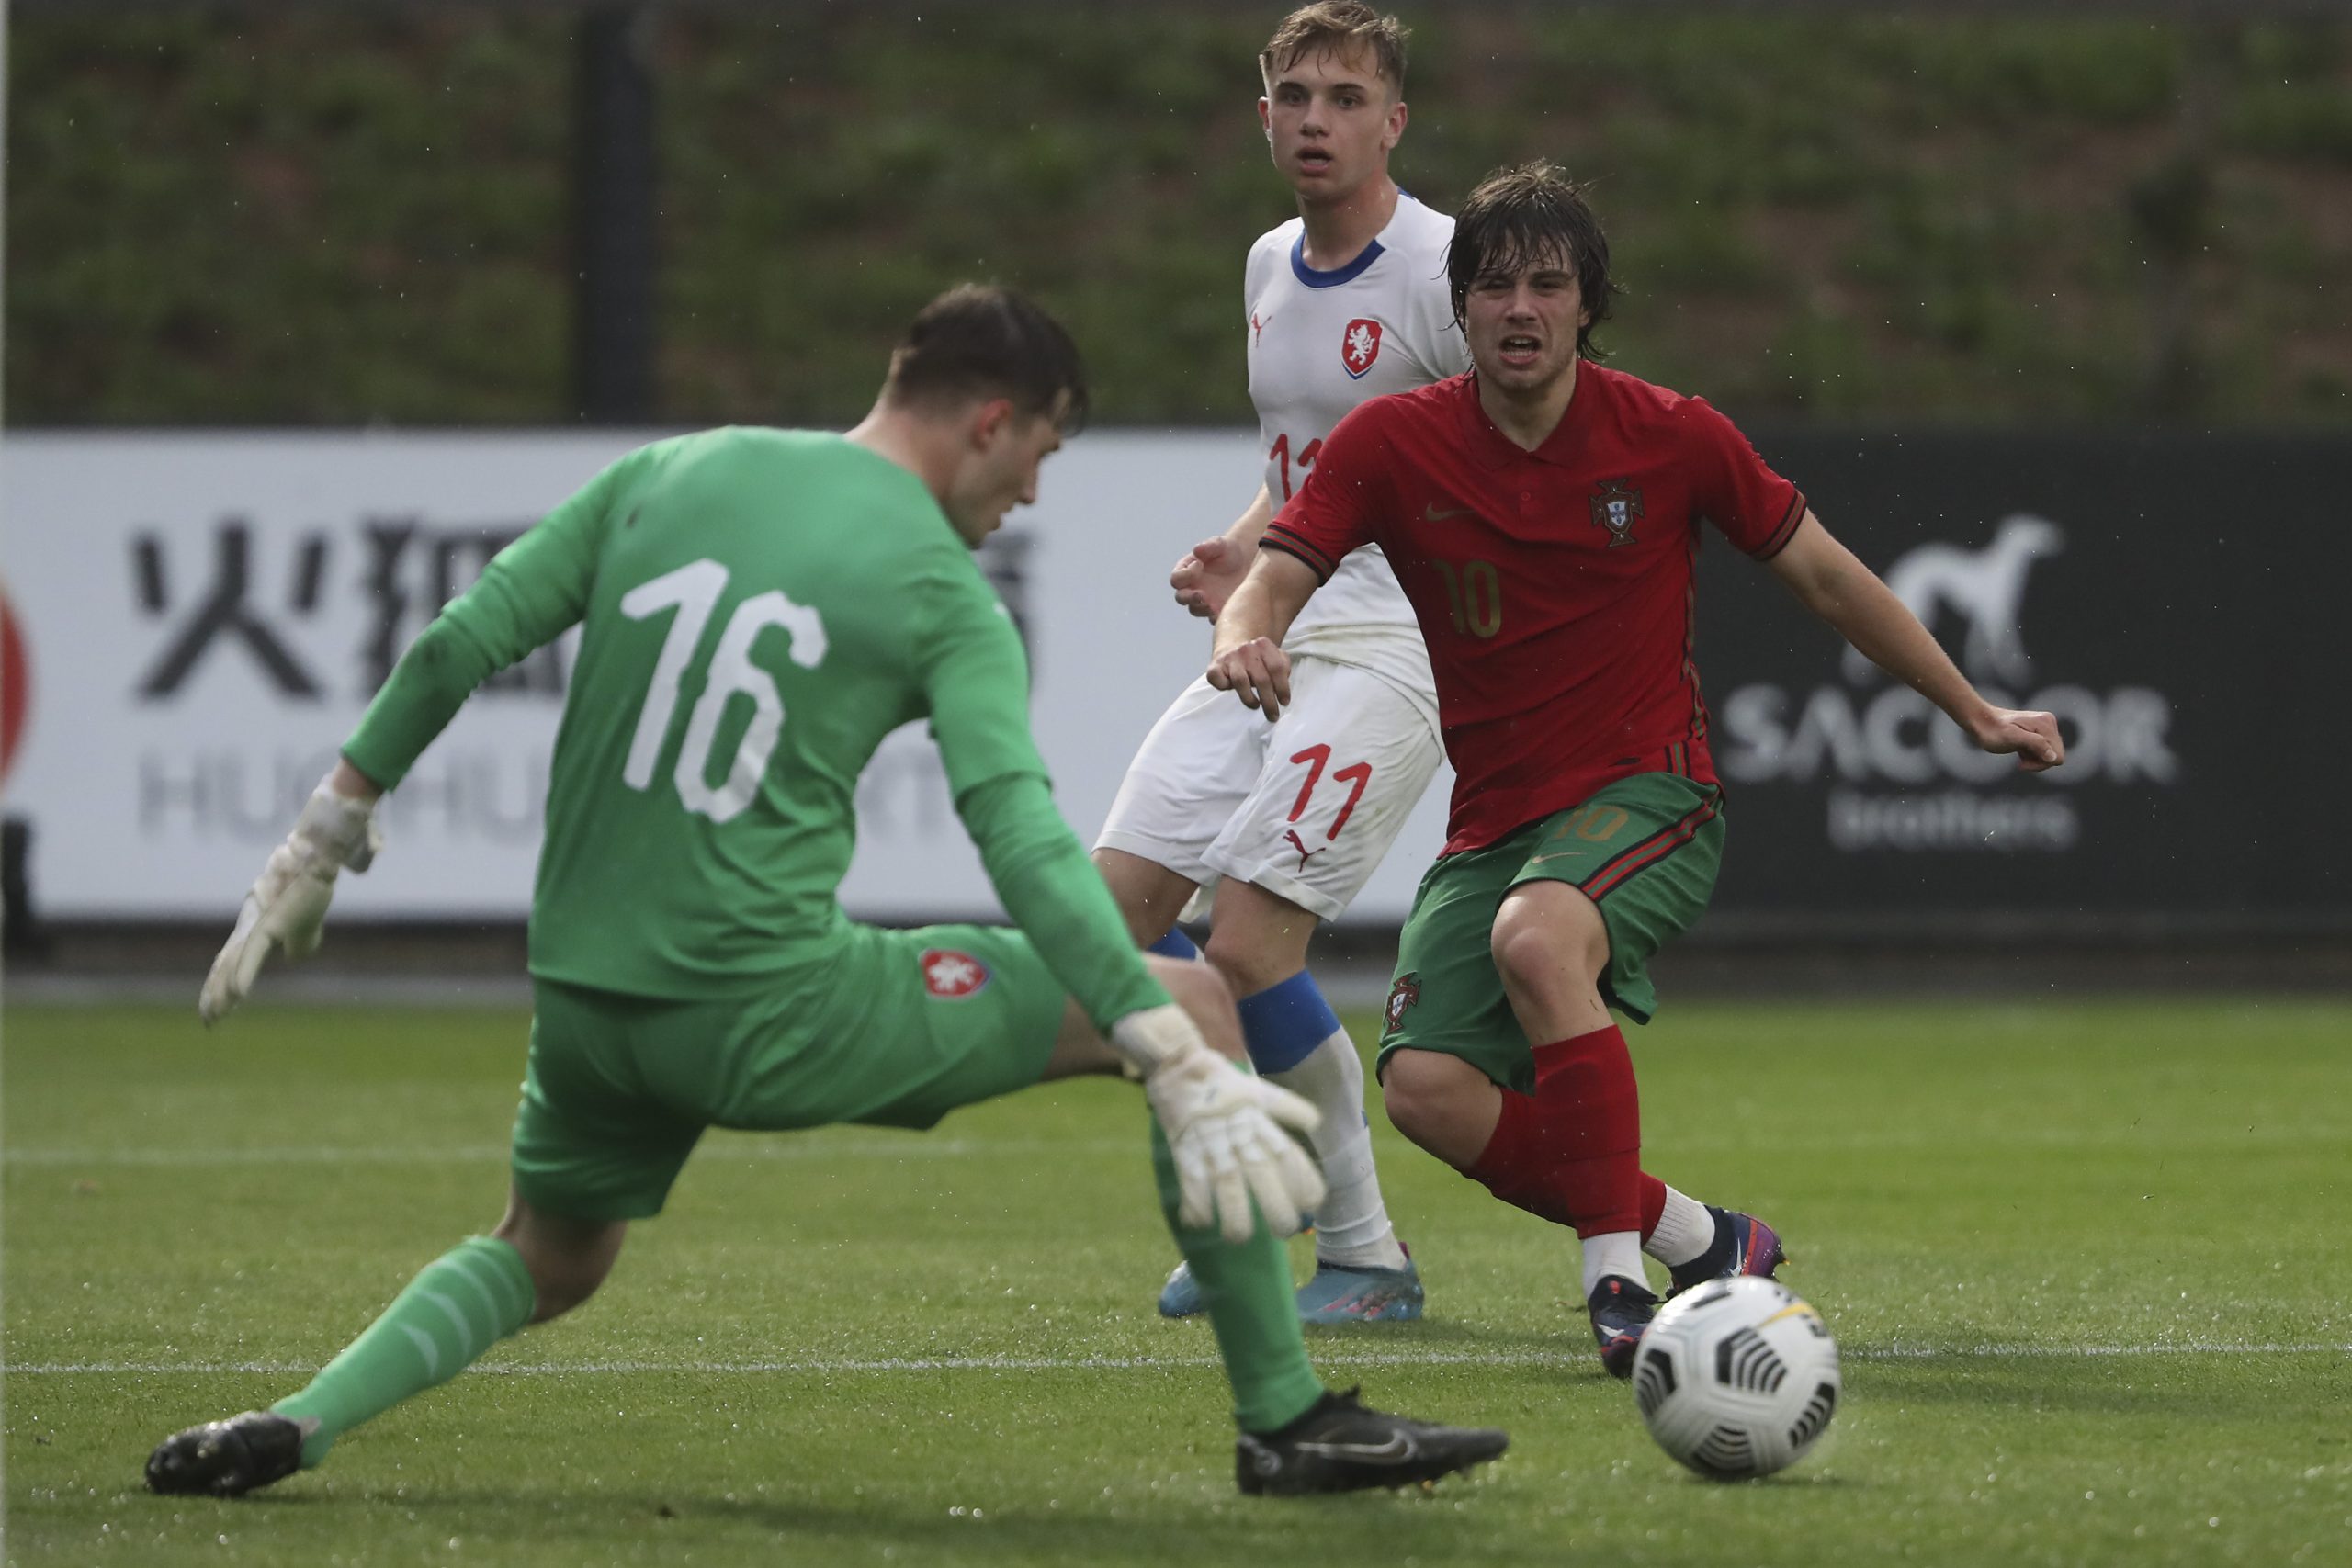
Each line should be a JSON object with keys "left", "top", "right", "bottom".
{"left": 146, "top": 285, "right": 1507, "bottom": 1501}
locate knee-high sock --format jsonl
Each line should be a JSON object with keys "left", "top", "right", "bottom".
{"left": 1148, "top": 1116, "right": 1324, "bottom": 1434}
{"left": 1463, "top": 1023, "right": 1644, "bottom": 1238}
{"left": 1642, "top": 1178, "right": 1716, "bottom": 1266}
{"left": 271, "top": 1235, "right": 535, "bottom": 1466}
{"left": 1237, "top": 972, "right": 1407, "bottom": 1271}
{"left": 1148, "top": 926, "right": 1201, "bottom": 961}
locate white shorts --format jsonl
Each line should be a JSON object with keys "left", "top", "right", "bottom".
{"left": 1095, "top": 656, "right": 1443, "bottom": 923}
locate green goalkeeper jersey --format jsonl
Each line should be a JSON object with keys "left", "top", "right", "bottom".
{"left": 342, "top": 426, "right": 1168, "bottom": 1026}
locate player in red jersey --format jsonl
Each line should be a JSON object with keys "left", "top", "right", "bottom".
{"left": 1208, "top": 161, "right": 2066, "bottom": 1373}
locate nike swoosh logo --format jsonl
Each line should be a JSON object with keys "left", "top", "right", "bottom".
{"left": 1423, "top": 503, "right": 1474, "bottom": 522}
{"left": 1295, "top": 1436, "right": 1419, "bottom": 1463}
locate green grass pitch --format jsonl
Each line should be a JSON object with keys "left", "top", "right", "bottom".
{"left": 6, "top": 996, "right": 2347, "bottom": 1566}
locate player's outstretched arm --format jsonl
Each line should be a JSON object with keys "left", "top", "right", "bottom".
{"left": 1109, "top": 1004, "right": 1326, "bottom": 1245}
{"left": 1170, "top": 484, "right": 1276, "bottom": 621}
{"left": 1766, "top": 513, "right": 2064, "bottom": 772}
{"left": 1205, "top": 548, "right": 1321, "bottom": 722}
{"left": 951, "top": 768, "right": 1320, "bottom": 1243}
{"left": 198, "top": 760, "right": 386, "bottom": 1025}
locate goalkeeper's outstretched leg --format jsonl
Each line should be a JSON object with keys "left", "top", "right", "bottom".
{"left": 146, "top": 1196, "right": 624, "bottom": 1496}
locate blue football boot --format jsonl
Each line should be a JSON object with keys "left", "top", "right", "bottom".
{"left": 1587, "top": 1275, "right": 1662, "bottom": 1379}
{"left": 1667, "top": 1207, "right": 1788, "bottom": 1298}
{"left": 1295, "top": 1250, "right": 1424, "bottom": 1324}
{"left": 1159, "top": 1240, "right": 1423, "bottom": 1324}
{"left": 1158, "top": 1258, "right": 1207, "bottom": 1318}
{"left": 1162, "top": 1215, "right": 1320, "bottom": 1314}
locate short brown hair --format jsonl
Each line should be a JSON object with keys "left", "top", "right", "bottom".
{"left": 884, "top": 284, "right": 1090, "bottom": 433}
{"left": 1259, "top": 3, "right": 1408, "bottom": 95}
{"left": 1447, "top": 161, "right": 1615, "bottom": 361}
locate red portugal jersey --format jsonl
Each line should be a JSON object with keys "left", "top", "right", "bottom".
{"left": 1263, "top": 365, "right": 1804, "bottom": 852}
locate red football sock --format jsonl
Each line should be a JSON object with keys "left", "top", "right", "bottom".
{"left": 1464, "top": 1024, "right": 1645, "bottom": 1239}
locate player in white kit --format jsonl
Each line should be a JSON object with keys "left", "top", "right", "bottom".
{"left": 1093, "top": 4, "right": 1465, "bottom": 1323}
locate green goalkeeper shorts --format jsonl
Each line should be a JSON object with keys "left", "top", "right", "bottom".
{"left": 1374, "top": 773, "right": 1725, "bottom": 1094}
{"left": 511, "top": 922, "right": 1069, "bottom": 1222}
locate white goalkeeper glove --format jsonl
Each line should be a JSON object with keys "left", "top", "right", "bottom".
{"left": 1111, "top": 1004, "right": 1326, "bottom": 1246}
{"left": 198, "top": 775, "right": 383, "bottom": 1026}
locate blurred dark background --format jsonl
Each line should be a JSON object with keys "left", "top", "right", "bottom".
{"left": 11, "top": 1, "right": 2350, "bottom": 430}
{"left": 7, "top": 2, "right": 2349, "bottom": 993}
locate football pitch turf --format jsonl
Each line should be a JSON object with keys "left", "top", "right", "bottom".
{"left": 5, "top": 996, "right": 2346, "bottom": 1566}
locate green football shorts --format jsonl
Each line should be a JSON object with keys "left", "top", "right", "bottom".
{"left": 1374, "top": 773, "right": 1725, "bottom": 1094}
{"left": 511, "top": 922, "right": 1070, "bottom": 1222}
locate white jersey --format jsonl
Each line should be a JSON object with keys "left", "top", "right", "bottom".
{"left": 1244, "top": 190, "right": 1467, "bottom": 697}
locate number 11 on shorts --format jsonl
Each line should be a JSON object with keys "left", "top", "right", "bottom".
{"left": 1288, "top": 743, "right": 1374, "bottom": 841}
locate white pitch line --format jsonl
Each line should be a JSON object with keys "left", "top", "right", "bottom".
{"left": 7, "top": 1343, "right": 2346, "bottom": 1376}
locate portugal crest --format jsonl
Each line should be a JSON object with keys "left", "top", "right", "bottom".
{"left": 920, "top": 948, "right": 992, "bottom": 999}
{"left": 1341, "top": 318, "right": 1384, "bottom": 378}
{"left": 1590, "top": 479, "right": 1645, "bottom": 547}
{"left": 1383, "top": 972, "right": 1421, "bottom": 1035}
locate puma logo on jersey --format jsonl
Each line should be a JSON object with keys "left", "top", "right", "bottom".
{"left": 1283, "top": 829, "right": 1324, "bottom": 871}
{"left": 1250, "top": 310, "right": 1270, "bottom": 344}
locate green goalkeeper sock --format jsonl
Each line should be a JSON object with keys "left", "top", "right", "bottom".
{"left": 1149, "top": 1120, "right": 1325, "bottom": 1434}
{"left": 272, "top": 1235, "right": 535, "bottom": 1467}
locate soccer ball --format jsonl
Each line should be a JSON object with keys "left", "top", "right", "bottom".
{"left": 1631, "top": 1276, "right": 1840, "bottom": 1481}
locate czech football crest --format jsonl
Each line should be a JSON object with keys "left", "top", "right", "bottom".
{"left": 1590, "top": 479, "right": 1645, "bottom": 547}
{"left": 920, "top": 948, "right": 991, "bottom": 999}
{"left": 1383, "top": 972, "right": 1420, "bottom": 1035}
{"left": 1341, "top": 318, "right": 1384, "bottom": 378}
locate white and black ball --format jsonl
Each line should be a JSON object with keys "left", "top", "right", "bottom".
{"left": 1632, "top": 1276, "right": 1840, "bottom": 1481}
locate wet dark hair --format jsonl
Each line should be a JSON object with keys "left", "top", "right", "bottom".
{"left": 1446, "top": 161, "right": 1614, "bottom": 361}
{"left": 885, "top": 283, "right": 1090, "bottom": 434}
